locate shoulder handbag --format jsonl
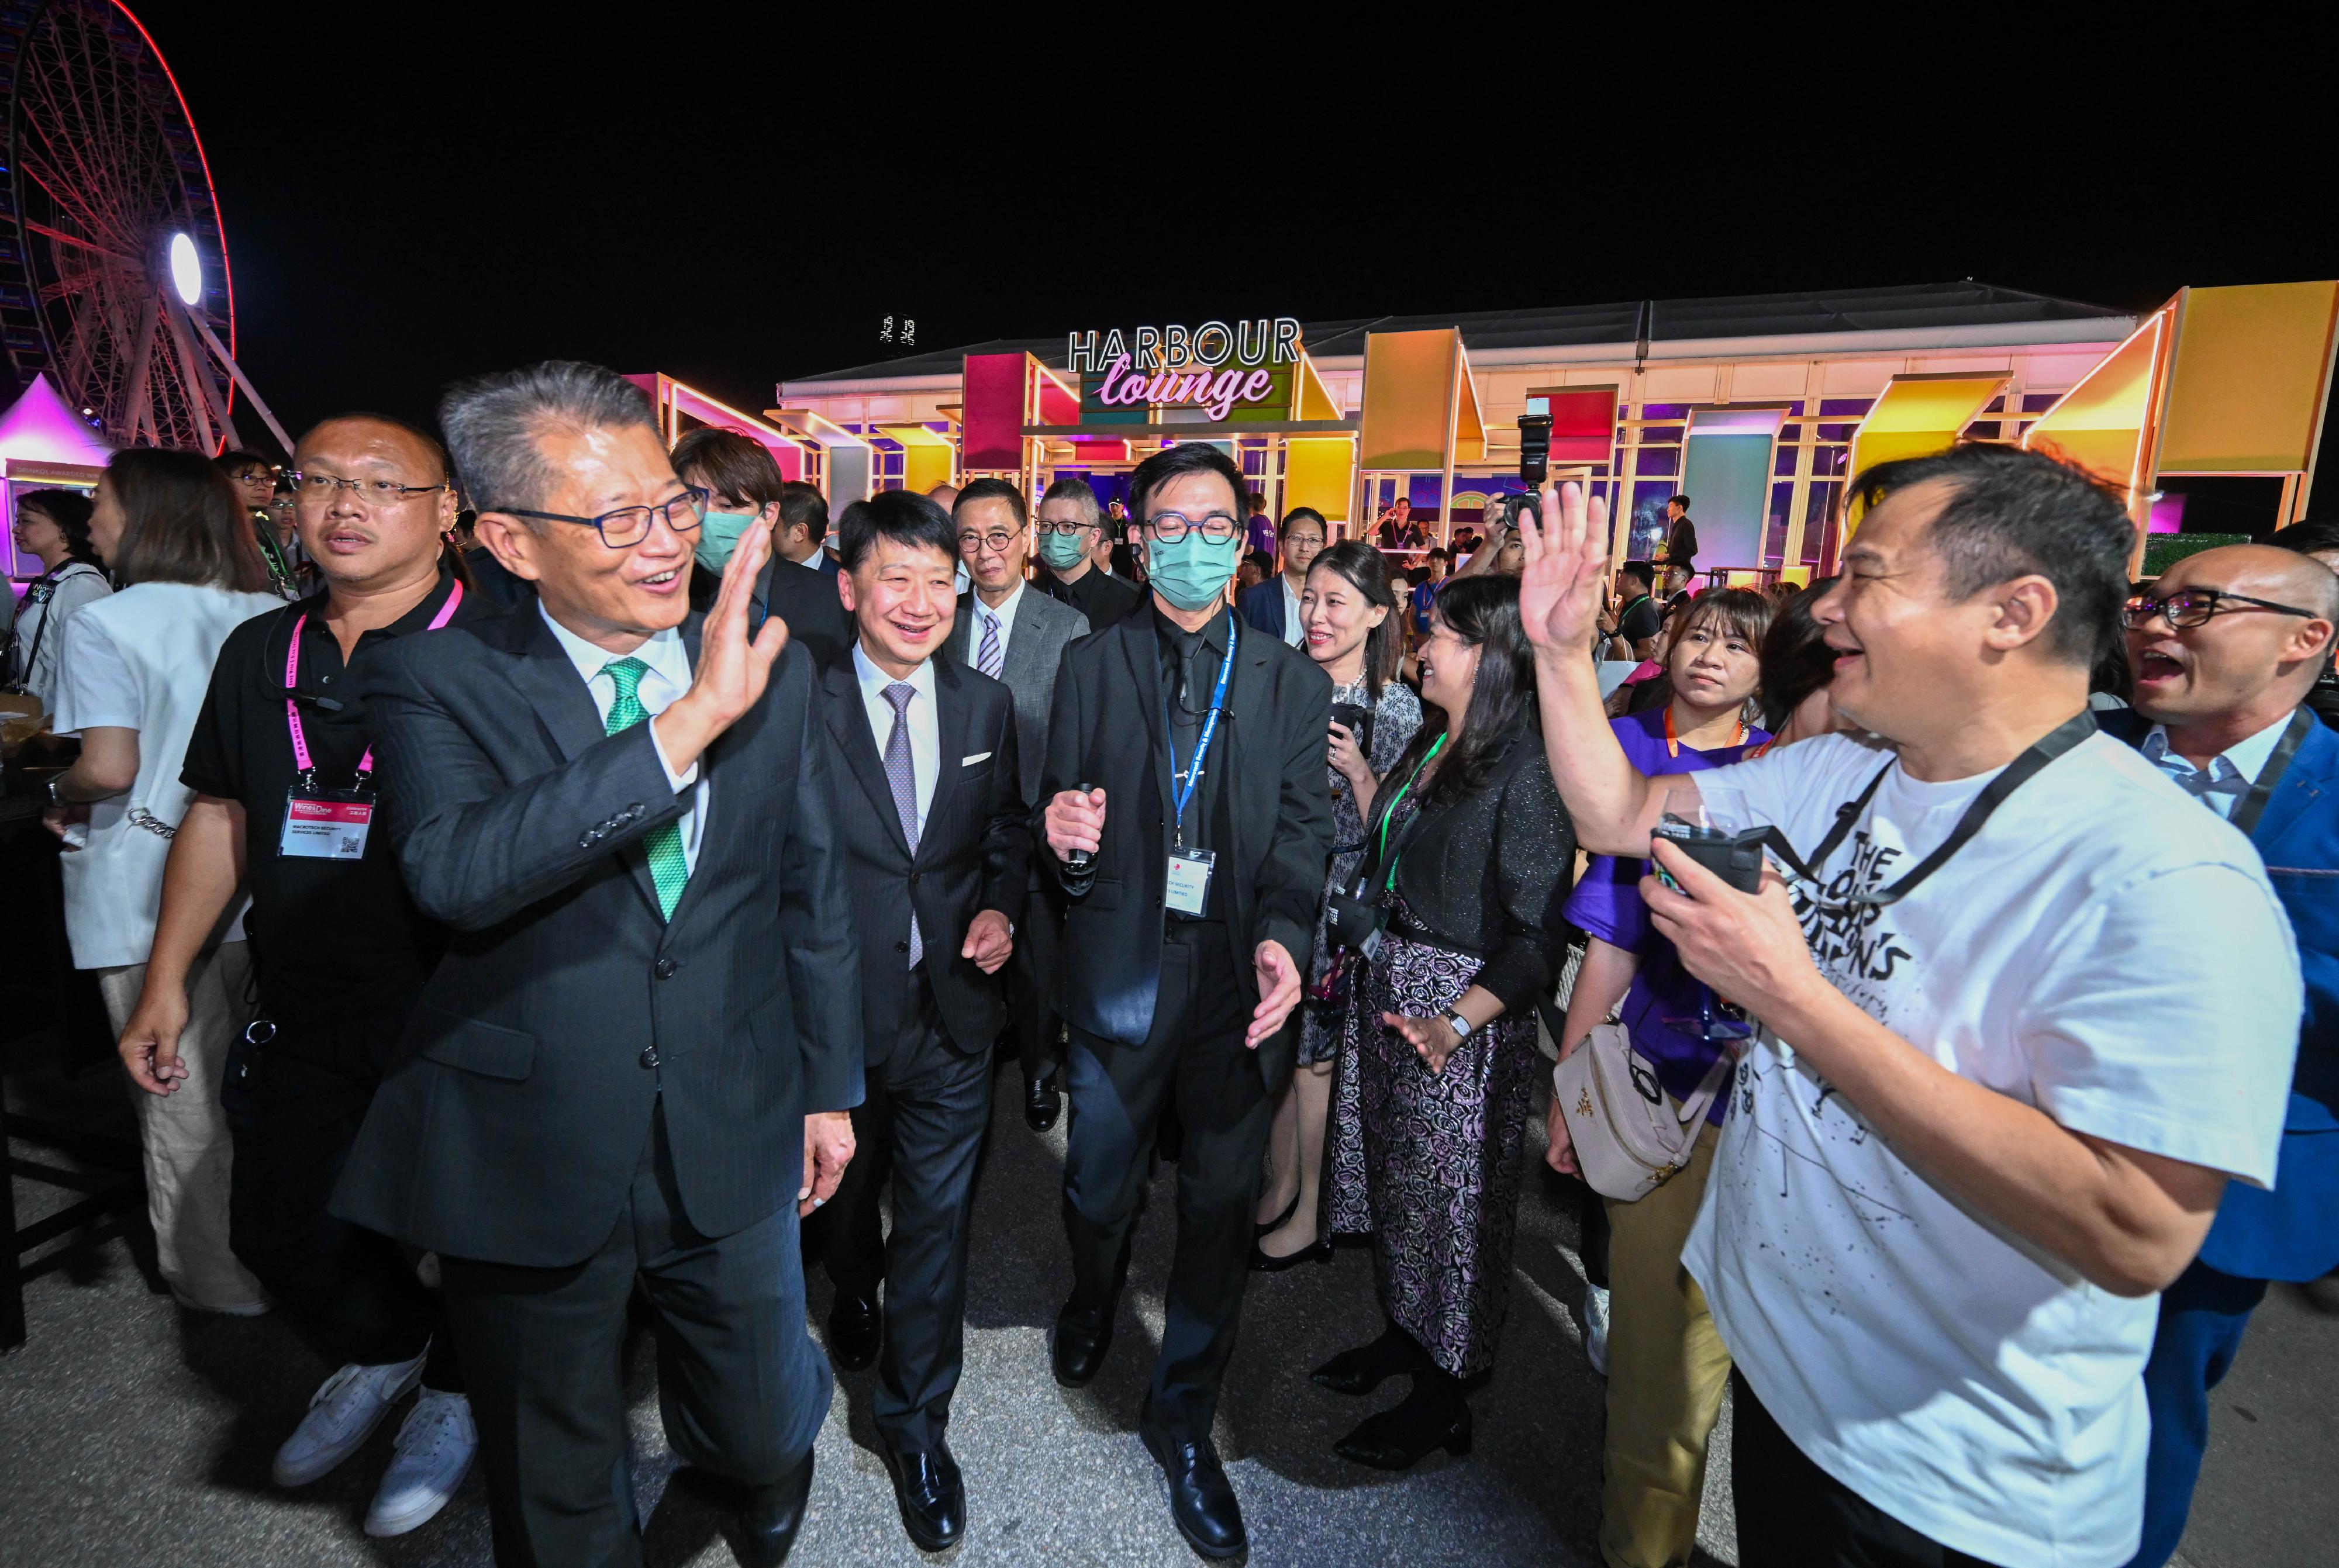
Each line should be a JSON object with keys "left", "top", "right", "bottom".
{"left": 1553, "top": 1020, "right": 1730, "bottom": 1203}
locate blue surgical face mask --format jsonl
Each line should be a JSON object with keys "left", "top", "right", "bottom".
{"left": 694, "top": 509, "right": 758, "bottom": 573}
{"left": 1146, "top": 530, "right": 1241, "bottom": 611}
{"left": 1037, "top": 526, "right": 1090, "bottom": 571}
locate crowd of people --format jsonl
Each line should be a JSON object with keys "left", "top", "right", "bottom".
{"left": 3, "top": 358, "right": 2329, "bottom": 1568}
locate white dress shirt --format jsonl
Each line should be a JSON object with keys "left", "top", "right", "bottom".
{"left": 852, "top": 643, "right": 939, "bottom": 830}
{"left": 537, "top": 604, "right": 707, "bottom": 871}
{"left": 1279, "top": 574, "right": 1305, "bottom": 647}
{"left": 971, "top": 579, "right": 1025, "bottom": 671}
{"left": 854, "top": 643, "right": 939, "bottom": 966}
{"left": 2140, "top": 711, "right": 2293, "bottom": 821}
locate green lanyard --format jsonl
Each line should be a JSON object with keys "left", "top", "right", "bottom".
{"left": 254, "top": 515, "right": 295, "bottom": 594}
{"left": 1370, "top": 734, "right": 1446, "bottom": 894}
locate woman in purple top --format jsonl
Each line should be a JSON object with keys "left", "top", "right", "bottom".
{"left": 1550, "top": 586, "right": 1772, "bottom": 1568}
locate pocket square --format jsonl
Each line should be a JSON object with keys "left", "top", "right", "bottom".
{"left": 961, "top": 751, "right": 992, "bottom": 766}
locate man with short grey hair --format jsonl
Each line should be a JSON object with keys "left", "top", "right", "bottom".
{"left": 1034, "top": 475, "right": 1140, "bottom": 628}
{"left": 340, "top": 360, "right": 862, "bottom": 1567}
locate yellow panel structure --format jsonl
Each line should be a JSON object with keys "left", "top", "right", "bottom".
{"left": 1359, "top": 330, "right": 1460, "bottom": 469}
{"left": 1284, "top": 436, "right": 1354, "bottom": 525}
{"left": 1451, "top": 347, "right": 1486, "bottom": 464}
{"left": 880, "top": 424, "right": 956, "bottom": 495}
{"left": 1296, "top": 354, "right": 1344, "bottom": 422}
{"left": 2158, "top": 281, "right": 2339, "bottom": 474}
{"left": 2023, "top": 313, "right": 2168, "bottom": 500}
{"left": 1847, "top": 373, "right": 2007, "bottom": 479}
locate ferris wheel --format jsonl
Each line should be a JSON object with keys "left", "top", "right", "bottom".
{"left": 0, "top": 0, "right": 286, "bottom": 453}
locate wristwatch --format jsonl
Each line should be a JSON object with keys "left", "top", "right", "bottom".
{"left": 47, "top": 774, "right": 67, "bottom": 807}
{"left": 1442, "top": 1007, "right": 1474, "bottom": 1041}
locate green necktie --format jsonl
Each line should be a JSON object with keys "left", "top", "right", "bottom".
{"left": 601, "top": 657, "right": 691, "bottom": 920}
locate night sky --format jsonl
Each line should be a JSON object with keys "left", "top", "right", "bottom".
{"left": 122, "top": 8, "right": 2333, "bottom": 453}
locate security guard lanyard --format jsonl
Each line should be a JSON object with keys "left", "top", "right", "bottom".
{"left": 277, "top": 581, "right": 463, "bottom": 859}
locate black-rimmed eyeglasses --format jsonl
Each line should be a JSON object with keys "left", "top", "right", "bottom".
{"left": 2121, "top": 588, "right": 2319, "bottom": 631}
{"left": 1144, "top": 510, "right": 1241, "bottom": 544}
{"left": 492, "top": 487, "right": 708, "bottom": 549}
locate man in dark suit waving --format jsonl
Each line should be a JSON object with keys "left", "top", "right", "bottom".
{"left": 813, "top": 489, "right": 1026, "bottom": 1551}
{"left": 340, "top": 361, "right": 860, "bottom": 1568}
{"left": 1040, "top": 443, "right": 1334, "bottom": 1560}
{"left": 947, "top": 477, "right": 1089, "bottom": 1130}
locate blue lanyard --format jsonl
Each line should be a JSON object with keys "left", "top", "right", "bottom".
{"left": 1163, "top": 610, "right": 1236, "bottom": 848}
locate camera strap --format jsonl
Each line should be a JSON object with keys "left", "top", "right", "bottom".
{"left": 2228, "top": 706, "right": 2314, "bottom": 838}
{"left": 1758, "top": 710, "right": 2097, "bottom": 910}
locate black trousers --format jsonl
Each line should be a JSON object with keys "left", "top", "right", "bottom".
{"left": 440, "top": 1101, "right": 829, "bottom": 1568}
{"left": 1012, "top": 881, "right": 1065, "bottom": 1083}
{"left": 1062, "top": 920, "right": 1271, "bottom": 1442}
{"left": 225, "top": 999, "right": 459, "bottom": 1389}
{"left": 1732, "top": 1369, "right": 1998, "bottom": 1568}
{"left": 820, "top": 968, "right": 993, "bottom": 1452}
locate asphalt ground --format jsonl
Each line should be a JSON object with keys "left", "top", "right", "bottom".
{"left": 4, "top": 1025, "right": 2328, "bottom": 1567}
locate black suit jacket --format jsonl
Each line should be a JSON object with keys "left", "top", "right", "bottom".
{"left": 1036, "top": 605, "right": 1334, "bottom": 1092}
{"left": 821, "top": 654, "right": 1028, "bottom": 1061}
{"left": 689, "top": 550, "right": 851, "bottom": 669}
{"left": 335, "top": 604, "right": 863, "bottom": 1267}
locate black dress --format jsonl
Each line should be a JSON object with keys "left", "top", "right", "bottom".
{"left": 1327, "top": 722, "right": 1576, "bottom": 1376}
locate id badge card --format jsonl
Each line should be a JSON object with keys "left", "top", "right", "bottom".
{"left": 1164, "top": 847, "right": 1216, "bottom": 916}
{"left": 280, "top": 786, "right": 374, "bottom": 860}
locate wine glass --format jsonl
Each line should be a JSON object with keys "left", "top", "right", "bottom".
{"left": 1654, "top": 786, "right": 1756, "bottom": 1042}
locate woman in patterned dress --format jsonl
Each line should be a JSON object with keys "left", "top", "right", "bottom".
{"left": 1253, "top": 542, "right": 1422, "bottom": 1267}
{"left": 1317, "top": 574, "right": 1576, "bottom": 1469}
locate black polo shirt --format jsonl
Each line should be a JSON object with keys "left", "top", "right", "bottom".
{"left": 180, "top": 568, "right": 491, "bottom": 1025}
{"left": 1042, "top": 561, "right": 1142, "bottom": 627}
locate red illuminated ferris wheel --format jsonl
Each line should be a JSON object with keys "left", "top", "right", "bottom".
{"left": 0, "top": 0, "right": 285, "bottom": 453}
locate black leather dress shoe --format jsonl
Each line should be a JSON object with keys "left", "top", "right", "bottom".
{"left": 737, "top": 1449, "right": 815, "bottom": 1568}
{"left": 1051, "top": 1297, "right": 1115, "bottom": 1388}
{"left": 881, "top": 1439, "right": 965, "bottom": 1551}
{"left": 827, "top": 1294, "right": 880, "bottom": 1372}
{"left": 1140, "top": 1424, "right": 1247, "bottom": 1560}
{"left": 1024, "top": 1072, "right": 1062, "bottom": 1132}
{"left": 1333, "top": 1403, "right": 1473, "bottom": 1470}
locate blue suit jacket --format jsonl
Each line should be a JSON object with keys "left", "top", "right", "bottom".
{"left": 1235, "top": 578, "right": 1287, "bottom": 641}
{"left": 2106, "top": 706, "right": 2339, "bottom": 1281}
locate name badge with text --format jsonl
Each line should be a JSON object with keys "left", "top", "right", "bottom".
{"left": 1165, "top": 847, "right": 1216, "bottom": 916}
{"left": 280, "top": 789, "right": 374, "bottom": 861}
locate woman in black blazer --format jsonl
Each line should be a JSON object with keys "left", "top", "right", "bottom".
{"left": 1317, "top": 574, "right": 1578, "bottom": 1470}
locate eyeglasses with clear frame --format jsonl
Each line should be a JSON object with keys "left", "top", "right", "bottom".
{"left": 287, "top": 470, "right": 453, "bottom": 506}
{"left": 1144, "top": 510, "right": 1241, "bottom": 544}
{"left": 2121, "top": 587, "right": 2318, "bottom": 631}
{"left": 492, "top": 486, "right": 709, "bottom": 549}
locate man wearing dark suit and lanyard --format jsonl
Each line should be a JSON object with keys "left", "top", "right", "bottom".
{"left": 813, "top": 489, "right": 1026, "bottom": 1552}
{"left": 337, "top": 362, "right": 861, "bottom": 1568}
{"left": 1040, "top": 443, "right": 1334, "bottom": 1560}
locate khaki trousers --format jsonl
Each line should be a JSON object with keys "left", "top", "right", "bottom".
{"left": 1599, "top": 1121, "right": 1731, "bottom": 1568}
{"left": 96, "top": 942, "right": 267, "bottom": 1313}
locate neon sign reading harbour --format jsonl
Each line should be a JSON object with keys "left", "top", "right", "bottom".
{"left": 1067, "top": 317, "right": 1303, "bottom": 422}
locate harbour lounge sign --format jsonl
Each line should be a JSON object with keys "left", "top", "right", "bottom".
{"left": 1067, "top": 316, "right": 1302, "bottom": 422}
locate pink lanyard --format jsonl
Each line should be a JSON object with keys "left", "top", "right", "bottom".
{"left": 285, "top": 581, "right": 464, "bottom": 782}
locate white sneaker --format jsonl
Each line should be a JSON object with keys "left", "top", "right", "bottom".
{"left": 364, "top": 1390, "right": 477, "bottom": 1538}
{"left": 271, "top": 1353, "right": 427, "bottom": 1487}
{"left": 1584, "top": 1284, "right": 1611, "bottom": 1377}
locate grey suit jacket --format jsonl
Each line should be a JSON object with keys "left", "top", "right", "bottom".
{"left": 946, "top": 582, "right": 1088, "bottom": 808}
{"left": 334, "top": 605, "right": 863, "bottom": 1267}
